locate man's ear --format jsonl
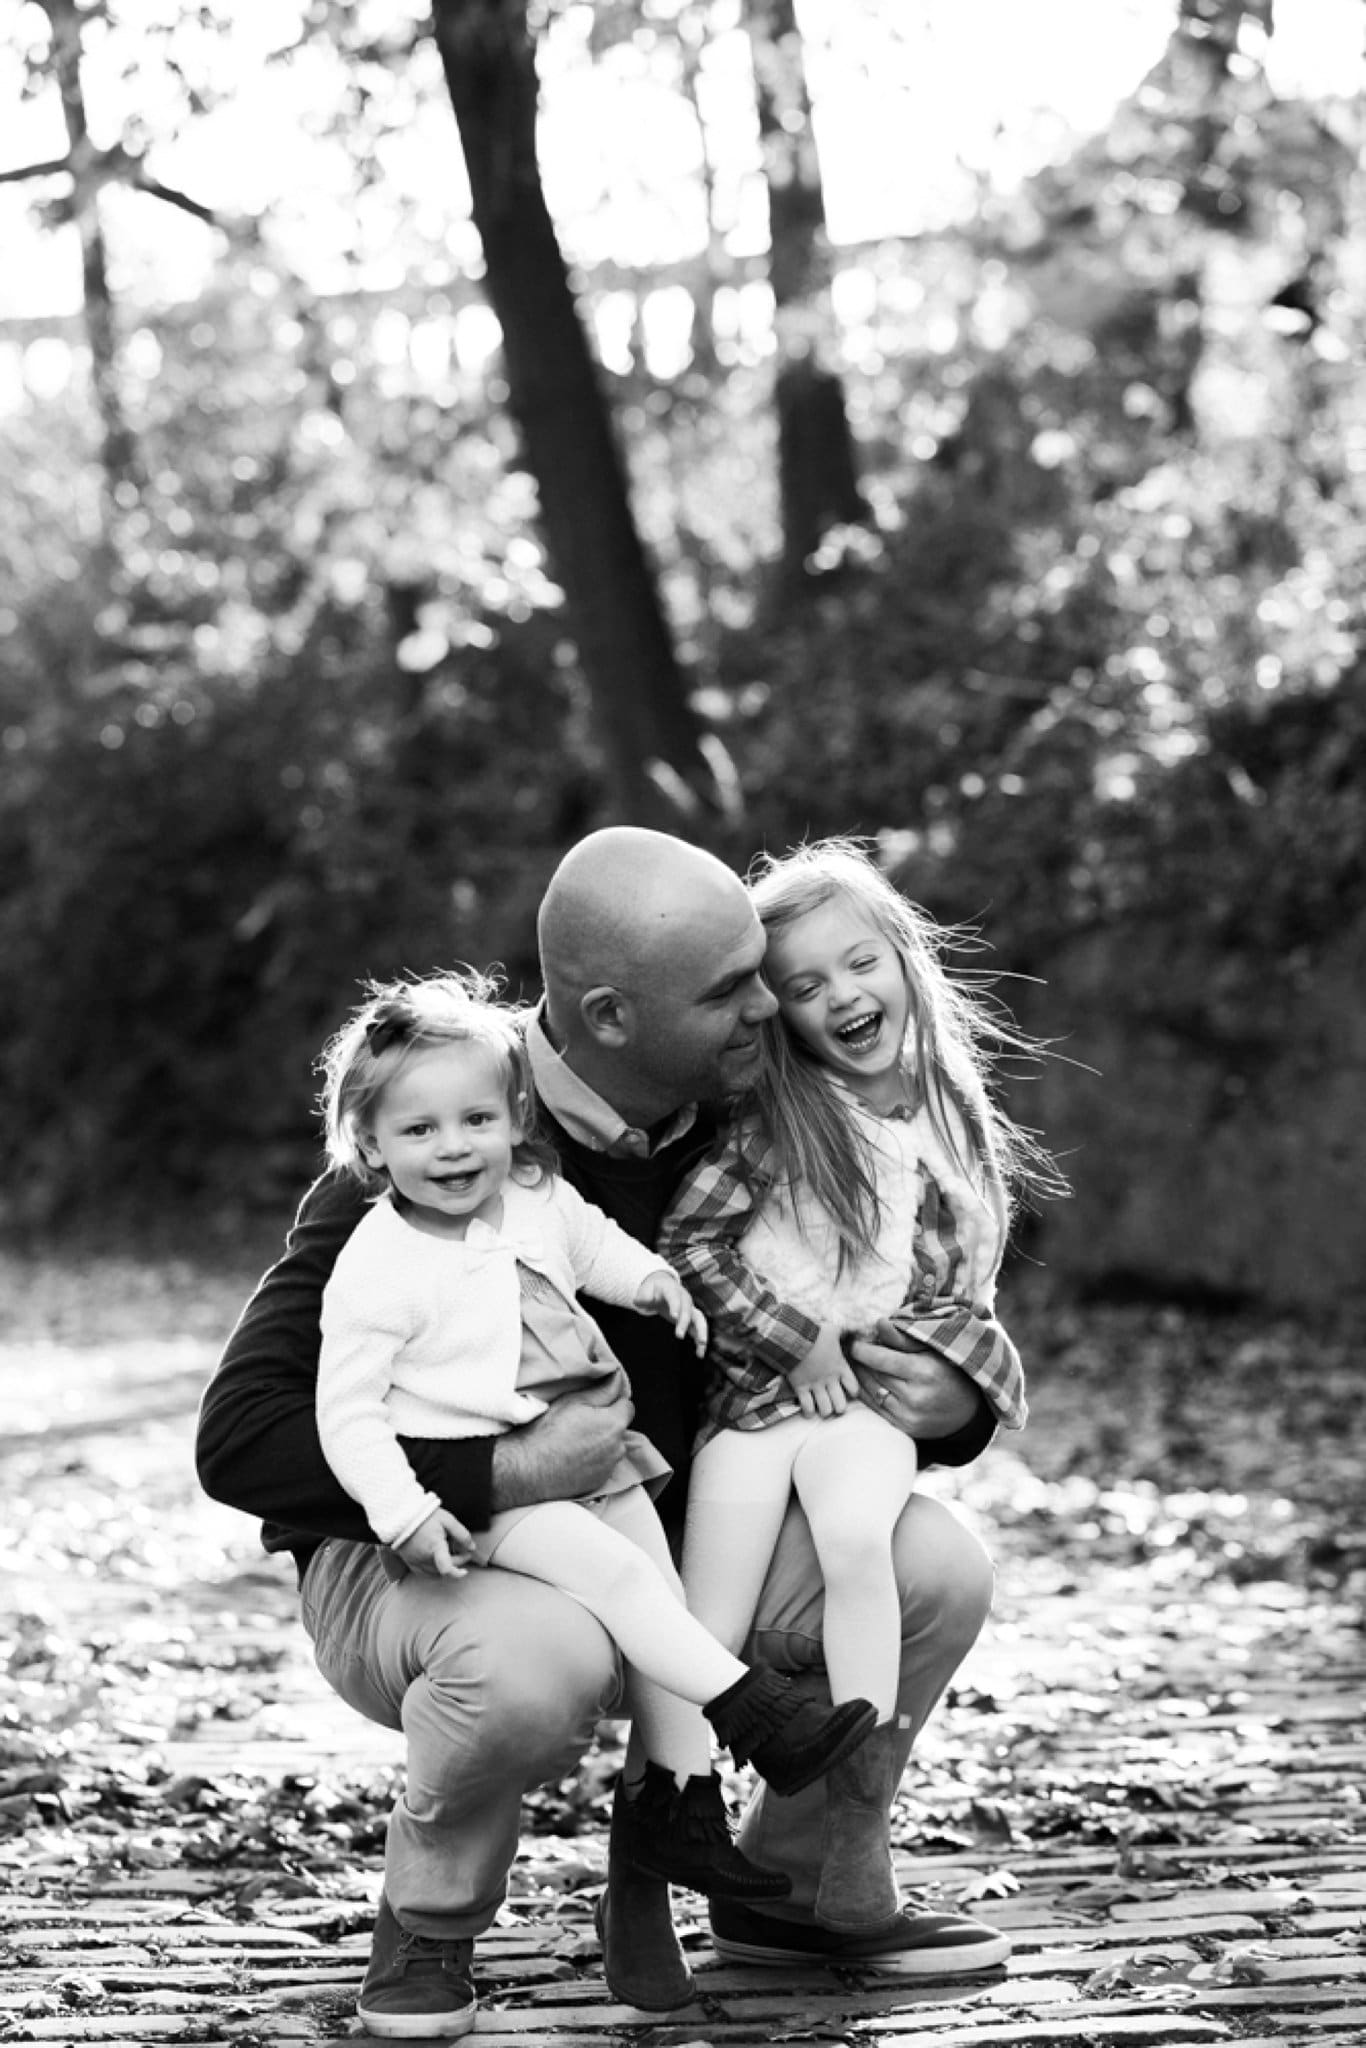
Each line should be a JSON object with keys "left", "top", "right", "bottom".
{"left": 580, "top": 984, "right": 630, "bottom": 1048}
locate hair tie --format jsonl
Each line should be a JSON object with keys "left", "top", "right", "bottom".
{"left": 365, "top": 1007, "right": 411, "bottom": 1058}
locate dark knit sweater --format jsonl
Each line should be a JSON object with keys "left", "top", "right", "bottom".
{"left": 535, "top": 1103, "right": 722, "bottom": 1532}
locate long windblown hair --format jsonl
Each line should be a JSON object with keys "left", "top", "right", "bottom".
{"left": 745, "top": 839, "right": 1064, "bottom": 1271}
{"left": 317, "top": 967, "right": 556, "bottom": 1197}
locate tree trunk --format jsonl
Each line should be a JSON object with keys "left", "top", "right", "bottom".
{"left": 40, "top": 0, "right": 141, "bottom": 505}
{"left": 742, "top": 0, "right": 867, "bottom": 583}
{"left": 741, "top": 0, "right": 872, "bottom": 585}
{"left": 676, "top": 33, "right": 725, "bottom": 381}
{"left": 430, "top": 0, "right": 723, "bottom": 827}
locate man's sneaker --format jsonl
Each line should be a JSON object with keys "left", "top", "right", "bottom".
{"left": 709, "top": 1895, "right": 1011, "bottom": 1976}
{"left": 357, "top": 1894, "right": 477, "bottom": 2039}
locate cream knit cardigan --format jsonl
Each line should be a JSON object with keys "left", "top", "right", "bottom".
{"left": 317, "top": 1177, "right": 666, "bottom": 1546}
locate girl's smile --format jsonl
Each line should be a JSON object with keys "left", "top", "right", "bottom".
{"left": 765, "top": 898, "right": 911, "bottom": 1111}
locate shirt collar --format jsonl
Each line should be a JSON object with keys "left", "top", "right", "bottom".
{"left": 526, "top": 1008, "right": 698, "bottom": 1158}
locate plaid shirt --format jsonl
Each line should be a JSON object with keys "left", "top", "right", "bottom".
{"left": 658, "top": 1116, "right": 1027, "bottom": 1447}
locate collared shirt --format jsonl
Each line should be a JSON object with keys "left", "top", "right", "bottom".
{"left": 526, "top": 1009, "right": 698, "bottom": 1160}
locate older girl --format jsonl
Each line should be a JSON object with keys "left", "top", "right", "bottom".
{"left": 661, "top": 841, "right": 1060, "bottom": 1930}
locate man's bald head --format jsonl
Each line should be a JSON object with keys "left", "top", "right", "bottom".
{"left": 539, "top": 828, "right": 748, "bottom": 1003}
{"left": 537, "top": 828, "right": 777, "bottom": 1124}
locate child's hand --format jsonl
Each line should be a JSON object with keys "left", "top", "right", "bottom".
{"left": 396, "top": 1508, "right": 476, "bottom": 1579}
{"left": 636, "top": 1267, "right": 708, "bottom": 1354}
{"left": 789, "top": 1326, "right": 860, "bottom": 1417}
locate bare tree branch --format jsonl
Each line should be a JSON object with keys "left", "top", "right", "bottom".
{"left": 130, "top": 172, "right": 217, "bottom": 226}
{"left": 0, "top": 157, "right": 73, "bottom": 183}
{"left": 1, "top": 146, "right": 219, "bottom": 224}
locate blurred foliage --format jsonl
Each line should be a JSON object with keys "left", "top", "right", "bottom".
{"left": 727, "top": 19, "right": 1366, "bottom": 1070}
{"left": 2, "top": 0, "right": 1365, "bottom": 1233}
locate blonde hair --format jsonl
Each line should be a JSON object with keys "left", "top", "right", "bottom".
{"left": 746, "top": 838, "right": 1063, "bottom": 1270}
{"left": 317, "top": 968, "right": 555, "bottom": 1196}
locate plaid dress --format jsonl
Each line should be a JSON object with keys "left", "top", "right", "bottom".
{"left": 658, "top": 1101, "right": 1026, "bottom": 1452}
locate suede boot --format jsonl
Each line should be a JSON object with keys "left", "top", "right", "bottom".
{"left": 814, "top": 1721, "right": 904, "bottom": 1932}
{"left": 705, "top": 1662, "right": 877, "bottom": 1798}
{"left": 610, "top": 1759, "right": 791, "bottom": 1900}
{"left": 594, "top": 1779, "right": 697, "bottom": 2011}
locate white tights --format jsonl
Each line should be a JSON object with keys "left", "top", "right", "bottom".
{"left": 681, "top": 1404, "right": 920, "bottom": 1723}
{"left": 487, "top": 1485, "right": 742, "bottom": 1785}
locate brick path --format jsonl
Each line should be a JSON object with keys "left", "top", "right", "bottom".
{"left": 2, "top": 1334, "right": 1363, "bottom": 2045}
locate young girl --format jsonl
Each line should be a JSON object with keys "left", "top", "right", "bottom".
{"left": 314, "top": 969, "right": 877, "bottom": 1903}
{"left": 659, "top": 840, "right": 1060, "bottom": 1931}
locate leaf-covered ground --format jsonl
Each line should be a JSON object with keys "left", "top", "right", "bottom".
{"left": 1, "top": 1248, "right": 1364, "bottom": 2044}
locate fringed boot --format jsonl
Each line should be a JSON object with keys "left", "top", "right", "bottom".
{"left": 705, "top": 1663, "right": 877, "bottom": 1797}
{"left": 611, "top": 1760, "right": 792, "bottom": 1899}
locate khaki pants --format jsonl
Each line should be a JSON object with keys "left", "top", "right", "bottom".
{"left": 300, "top": 1490, "right": 993, "bottom": 1936}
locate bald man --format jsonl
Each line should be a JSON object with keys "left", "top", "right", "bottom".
{"left": 197, "top": 829, "right": 1005, "bottom": 2038}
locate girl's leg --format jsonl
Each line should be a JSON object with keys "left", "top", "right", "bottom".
{"left": 488, "top": 1495, "right": 742, "bottom": 1779}
{"left": 731, "top": 1491, "right": 993, "bottom": 1920}
{"left": 493, "top": 1494, "right": 878, "bottom": 1806}
{"left": 681, "top": 1419, "right": 810, "bottom": 1653}
{"left": 591, "top": 1487, "right": 716, "bottom": 1783}
{"left": 791, "top": 1407, "right": 919, "bottom": 1723}
{"left": 578, "top": 1492, "right": 794, "bottom": 1906}
{"left": 679, "top": 1421, "right": 883, "bottom": 1800}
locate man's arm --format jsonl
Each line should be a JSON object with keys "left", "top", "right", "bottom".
{"left": 855, "top": 1262, "right": 1027, "bottom": 1438}
{"left": 488, "top": 1371, "right": 638, "bottom": 1509}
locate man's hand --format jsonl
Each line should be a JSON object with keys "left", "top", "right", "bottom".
{"left": 489, "top": 1369, "right": 635, "bottom": 1513}
{"left": 847, "top": 1319, "right": 984, "bottom": 1439}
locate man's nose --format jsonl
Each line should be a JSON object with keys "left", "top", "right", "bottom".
{"left": 743, "top": 976, "right": 779, "bottom": 1022}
